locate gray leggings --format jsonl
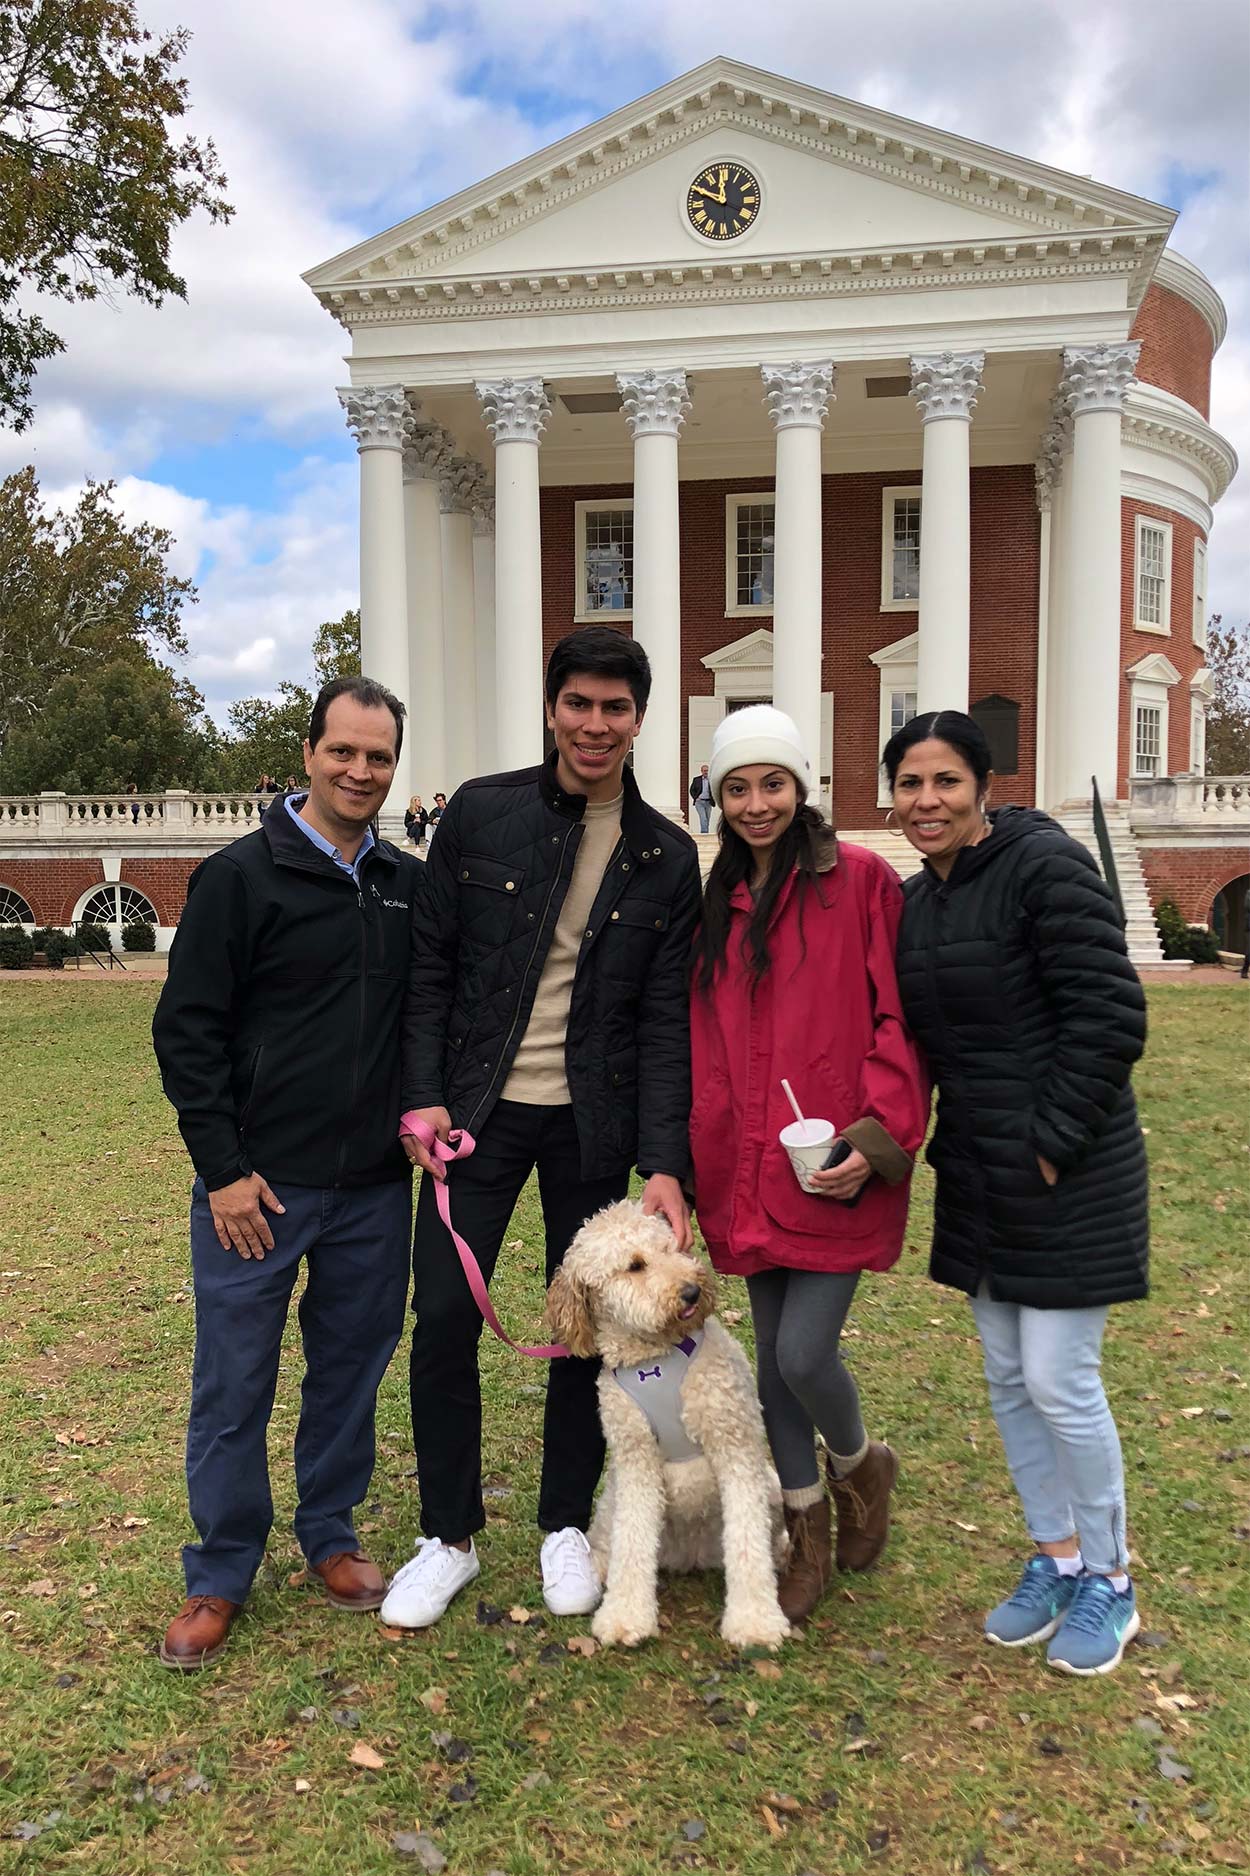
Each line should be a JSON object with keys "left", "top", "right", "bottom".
{"left": 746, "top": 1267, "right": 865, "bottom": 1491}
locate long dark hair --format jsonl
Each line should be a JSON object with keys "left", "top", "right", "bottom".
{"left": 692, "top": 795, "right": 835, "bottom": 995}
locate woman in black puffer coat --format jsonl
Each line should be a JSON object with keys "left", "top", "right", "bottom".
{"left": 885, "top": 710, "right": 1148, "bottom": 1679}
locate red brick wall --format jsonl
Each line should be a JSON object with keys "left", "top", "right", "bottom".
{"left": 0, "top": 858, "right": 103, "bottom": 925}
{"left": 542, "top": 465, "right": 1041, "bottom": 826}
{"left": 1139, "top": 847, "right": 1250, "bottom": 927}
{"left": 122, "top": 858, "right": 200, "bottom": 926}
{"left": 1130, "top": 284, "right": 1213, "bottom": 420}
{"left": 1119, "top": 500, "right": 1207, "bottom": 792}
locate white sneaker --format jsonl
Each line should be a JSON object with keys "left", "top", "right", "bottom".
{"left": 380, "top": 1538, "right": 480, "bottom": 1629}
{"left": 540, "top": 1527, "right": 601, "bottom": 1617}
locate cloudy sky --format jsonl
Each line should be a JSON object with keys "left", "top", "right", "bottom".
{"left": 3, "top": 0, "right": 1246, "bottom": 721}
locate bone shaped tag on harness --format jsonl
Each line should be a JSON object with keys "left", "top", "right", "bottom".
{"left": 612, "top": 1331, "right": 705, "bottom": 1463}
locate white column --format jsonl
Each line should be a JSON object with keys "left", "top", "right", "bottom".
{"left": 760, "top": 361, "right": 834, "bottom": 802}
{"left": 476, "top": 379, "right": 550, "bottom": 772}
{"left": 472, "top": 491, "right": 497, "bottom": 773}
{"left": 1056, "top": 342, "right": 1140, "bottom": 803}
{"left": 617, "top": 367, "right": 691, "bottom": 818}
{"left": 402, "top": 415, "right": 451, "bottom": 800}
{"left": 338, "top": 384, "right": 412, "bottom": 823}
{"left": 1038, "top": 394, "right": 1073, "bottom": 806}
{"left": 909, "top": 351, "right": 985, "bottom": 713}
{"left": 440, "top": 457, "right": 482, "bottom": 791}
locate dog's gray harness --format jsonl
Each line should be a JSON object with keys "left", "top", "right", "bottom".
{"left": 611, "top": 1330, "right": 705, "bottom": 1463}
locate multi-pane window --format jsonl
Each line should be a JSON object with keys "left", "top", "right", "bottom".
{"left": 78, "top": 884, "right": 158, "bottom": 926}
{"left": 1193, "top": 539, "right": 1208, "bottom": 648}
{"left": 1135, "top": 518, "right": 1171, "bottom": 632}
{"left": 1133, "top": 703, "right": 1162, "bottom": 777}
{"left": 880, "top": 487, "right": 922, "bottom": 609}
{"left": 576, "top": 504, "right": 634, "bottom": 617}
{"left": 1190, "top": 699, "right": 1206, "bottom": 775}
{"left": 0, "top": 885, "right": 34, "bottom": 924}
{"left": 724, "top": 498, "right": 775, "bottom": 611}
{"left": 889, "top": 688, "right": 917, "bottom": 738}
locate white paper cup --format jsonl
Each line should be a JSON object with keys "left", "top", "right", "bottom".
{"left": 779, "top": 1118, "right": 836, "bottom": 1193}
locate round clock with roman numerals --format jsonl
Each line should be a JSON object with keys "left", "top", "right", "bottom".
{"left": 685, "top": 161, "right": 761, "bottom": 240}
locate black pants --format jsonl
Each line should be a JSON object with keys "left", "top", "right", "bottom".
{"left": 409, "top": 1101, "right": 629, "bottom": 1543}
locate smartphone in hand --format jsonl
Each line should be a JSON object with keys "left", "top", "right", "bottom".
{"left": 822, "top": 1135, "right": 866, "bottom": 1209}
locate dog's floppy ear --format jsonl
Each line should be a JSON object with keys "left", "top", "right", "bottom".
{"left": 545, "top": 1266, "right": 598, "bottom": 1359}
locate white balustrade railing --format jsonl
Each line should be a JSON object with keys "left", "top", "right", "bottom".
{"left": 1129, "top": 773, "right": 1250, "bottom": 828}
{"left": 0, "top": 788, "right": 270, "bottom": 843}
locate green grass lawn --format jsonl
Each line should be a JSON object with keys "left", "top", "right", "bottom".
{"left": 0, "top": 980, "right": 1247, "bottom": 1876}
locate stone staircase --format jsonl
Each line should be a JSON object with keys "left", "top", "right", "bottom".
{"left": 696, "top": 803, "right": 1172, "bottom": 970}
{"left": 1051, "top": 799, "right": 1174, "bottom": 969}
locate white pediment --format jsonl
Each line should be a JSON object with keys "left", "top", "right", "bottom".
{"left": 870, "top": 631, "right": 919, "bottom": 669}
{"left": 306, "top": 58, "right": 1174, "bottom": 310}
{"left": 702, "top": 628, "right": 774, "bottom": 671}
{"left": 1127, "top": 652, "right": 1183, "bottom": 686}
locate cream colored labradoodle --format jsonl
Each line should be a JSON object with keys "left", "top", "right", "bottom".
{"left": 546, "top": 1200, "right": 789, "bottom": 1651}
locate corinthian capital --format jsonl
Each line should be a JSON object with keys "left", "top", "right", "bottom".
{"left": 760, "top": 360, "right": 835, "bottom": 431}
{"left": 475, "top": 378, "right": 550, "bottom": 444}
{"left": 1060, "top": 342, "right": 1141, "bottom": 416}
{"left": 909, "top": 352, "right": 985, "bottom": 424}
{"left": 439, "top": 456, "right": 486, "bottom": 515}
{"left": 472, "top": 490, "right": 496, "bottom": 537}
{"left": 616, "top": 367, "right": 691, "bottom": 439}
{"left": 403, "top": 420, "right": 453, "bottom": 484}
{"left": 1035, "top": 391, "right": 1072, "bottom": 508}
{"left": 337, "top": 384, "right": 409, "bottom": 451}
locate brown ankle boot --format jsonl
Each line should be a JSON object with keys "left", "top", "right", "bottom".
{"left": 827, "top": 1442, "right": 898, "bottom": 1572}
{"left": 777, "top": 1498, "right": 833, "bottom": 1624}
{"left": 159, "top": 1595, "right": 240, "bottom": 1671}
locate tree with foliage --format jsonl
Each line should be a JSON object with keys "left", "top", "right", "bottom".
{"left": 215, "top": 681, "right": 313, "bottom": 789}
{"left": 312, "top": 608, "right": 360, "bottom": 687}
{"left": 0, "top": 465, "right": 194, "bottom": 750}
{"left": 1204, "top": 615, "right": 1250, "bottom": 776}
{"left": 0, "top": 0, "right": 232, "bottom": 428}
{"left": 0, "top": 652, "right": 220, "bottom": 791}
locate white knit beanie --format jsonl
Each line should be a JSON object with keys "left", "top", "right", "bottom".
{"left": 707, "top": 704, "right": 811, "bottom": 806}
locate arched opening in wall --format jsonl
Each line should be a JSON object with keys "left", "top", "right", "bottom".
{"left": 1211, "top": 873, "right": 1249, "bottom": 961}
{"left": 0, "top": 884, "right": 35, "bottom": 925}
{"left": 74, "top": 883, "right": 159, "bottom": 938}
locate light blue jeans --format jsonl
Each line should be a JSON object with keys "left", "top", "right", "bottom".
{"left": 971, "top": 1285, "right": 1130, "bottom": 1575}
{"left": 694, "top": 797, "right": 712, "bottom": 833}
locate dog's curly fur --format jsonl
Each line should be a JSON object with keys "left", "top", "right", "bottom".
{"left": 547, "top": 1200, "right": 789, "bottom": 1651}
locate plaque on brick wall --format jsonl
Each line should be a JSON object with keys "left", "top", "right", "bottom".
{"left": 971, "top": 694, "right": 1020, "bottom": 775}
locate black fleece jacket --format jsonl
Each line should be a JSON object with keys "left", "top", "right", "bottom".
{"left": 152, "top": 795, "right": 416, "bottom": 1191}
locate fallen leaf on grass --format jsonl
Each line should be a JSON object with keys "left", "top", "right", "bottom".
{"left": 566, "top": 1635, "right": 597, "bottom": 1658}
{"left": 393, "top": 1832, "right": 446, "bottom": 1871}
{"left": 25, "top": 1579, "right": 55, "bottom": 1598}
{"left": 293, "top": 1779, "right": 311, "bottom": 1794}
{"left": 1180, "top": 1406, "right": 1205, "bottom": 1419}
{"left": 1157, "top": 1750, "right": 1192, "bottom": 1782}
{"left": 527, "top": 1726, "right": 552, "bottom": 1745}
{"left": 418, "top": 1687, "right": 448, "bottom": 1715}
{"left": 753, "top": 1659, "right": 782, "bottom": 1680}
{"left": 378, "top": 1624, "right": 408, "bottom": 1641}
{"left": 348, "top": 1743, "right": 386, "bottom": 1770}
{"left": 508, "top": 1605, "right": 533, "bottom": 1624}
{"left": 763, "top": 1791, "right": 801, "bottom": 1814}
{"left": 844, "top": 1737, "right": 874, "bottom": 1754}
{"left": 77, "top": 1584, "right": 97, "bottom": 1600}
{"left": 722, "top": 1310, "right": 743, "bottom": 1325}
{"left": 969, "top": 1715, "right": 991, "bottom": 1732}
{"left": 952, "top": 1520, "right": 980, "bottom": 1533}
{"left": 760, "top": 1804, "right": 784, "bottom": 1839}
{"left": 1154, "top": 1690, "right": 1198, "bottom": 1712}
{"left": 680, "top": 1818, "right": 706, "bottom": 1842}
{"left": 287, "top": 1570, "right": 308, "bottom": 1589}
{"left": 121, "top": 1516, "right": 149, "bottom": 1530}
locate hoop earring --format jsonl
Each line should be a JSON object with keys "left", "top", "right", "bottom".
{"left": 884, "top": 806, "right": 904, "bottom": 839}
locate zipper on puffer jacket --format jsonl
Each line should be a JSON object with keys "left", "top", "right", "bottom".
{"left": 336, "top": 875, "right": 372, "bottom": 1183}
{"left": 464, "top": 821, "right": 578, "bottom": 1134}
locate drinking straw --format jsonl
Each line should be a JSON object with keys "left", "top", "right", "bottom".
{"left": 780, "top": 1079, "right": 806, "bottom": 1128}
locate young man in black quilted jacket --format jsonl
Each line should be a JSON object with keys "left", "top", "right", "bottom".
{"left": 383, "top": 626, "right": 702, "bottom": 1629}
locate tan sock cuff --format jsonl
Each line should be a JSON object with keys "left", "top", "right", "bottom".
{"left": 827, "top": 1435, "right": 871, "bottom": 1478}
{"left": 782, "top": 1481, "right": 826, "bottom": 1511}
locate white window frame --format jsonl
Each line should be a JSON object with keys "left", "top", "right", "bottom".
{"left": 870, "top": 631, "right": 919, "bottom": 806}
{"left": 1133, "top": 514, "right": 1172, "bottom": 635}
{"left": 880, "top": 485, "right": 923, "bottom": 612}
{"left": 1126, "top": 652, "right": 1181, "bottom": 781}
{"left": 1133, "top": 700, "right": 1164, "bottom": 777}
{"left": 1189, "top": 666, "right": 1214, "bottom": 775}
{"left": 724, "top": 492, "right": 776, "bottom": 618}
{"left": 574, "top": 499, "right": 634, "bottom": 623}
{"left": 1192, "top": 537, "right": 1208, "bottom": 649}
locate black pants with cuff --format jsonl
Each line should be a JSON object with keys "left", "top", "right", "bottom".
{"left": 408, "top": 1100, "right": 629, "bottom": 1544}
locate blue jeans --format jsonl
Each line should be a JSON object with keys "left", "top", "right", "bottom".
{"left": 971, "top": 1286, "right": 1129, "bottom": 1574}
{"left": 694, "top": 798, "right": 712, "bottom": 833}
{"left": 184, "top": 1177, "right": 411, "bottom": 1600}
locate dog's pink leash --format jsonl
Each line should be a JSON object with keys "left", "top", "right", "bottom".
{"left": 400, "top": 1116, "right": 569, "bottom": 1359}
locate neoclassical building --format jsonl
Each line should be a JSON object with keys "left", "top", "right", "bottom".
{"left": 304, "top": 57, "right": 1235, "bottom": 845}
{"left": 1, "top": 59, "right": 1244, "bottom": 959}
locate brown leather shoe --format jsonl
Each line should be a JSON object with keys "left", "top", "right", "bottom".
{"left": 159, "top": 1595, "right": 240, "bottom": 1671}
{"left": 827, "top": 1442, "right": 898, "bottom": 1572}
{"left": 777, "top": 1499, "right": 833, "bottom": 1624}
{"left": 310, "top": 1550, "right": 386, "bottom": 1610}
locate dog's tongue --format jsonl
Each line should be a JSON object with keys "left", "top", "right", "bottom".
{"left": 679, "top": 1304, "right": 697, "bottom": 1320}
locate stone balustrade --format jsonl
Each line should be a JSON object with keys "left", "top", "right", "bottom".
{"left": 1129, "top": 774, "right": 1250, "bottom": 829}
{"left": 0, "top": 789, "right": 268, "bottom": 849}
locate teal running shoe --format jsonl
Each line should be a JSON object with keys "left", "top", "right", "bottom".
{"left": 1046, "top": 1573, "right": 1140, "bottom": 1676}
{"left": 985, "top": 1555, "right": 1079, "bottom": 1647}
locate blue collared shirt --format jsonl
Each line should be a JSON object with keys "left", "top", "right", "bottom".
{"left": 284, "top": 792, "right": 375, "bottom": 883}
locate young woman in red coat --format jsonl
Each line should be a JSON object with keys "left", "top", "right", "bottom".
{"left": 690, "top": 706, "right": 929, "bottom": 1625}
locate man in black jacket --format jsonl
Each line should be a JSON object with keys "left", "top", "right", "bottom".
{"left": 152, "top": 677, "right": 417, "bottom": 1670}
{"left": 382, "top": 626, "right": 701, "bottom": 1631}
